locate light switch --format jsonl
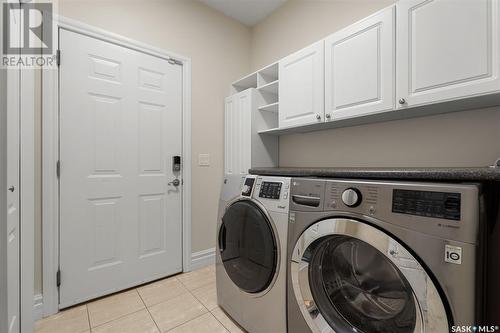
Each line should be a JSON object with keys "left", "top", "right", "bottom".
{"left": 198, "top": 153, "right": 210, "bottom": 166}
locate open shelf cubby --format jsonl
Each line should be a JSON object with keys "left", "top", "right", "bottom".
{"left": 258, "top": 102, "right": 279, "bottom": 113}
{"left": 257, "top": 62, "right": 279, "bottom": 87}
{"left": 231, "top": 72, "right": 257, "bottom": 93}
{"left": 258, "top": 80, "right": 279, "bottom": 95}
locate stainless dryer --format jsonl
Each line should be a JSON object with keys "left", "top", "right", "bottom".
{"left": 287, "top": 178, "right": 483, "bottom": 333}
{"left": 217, "top": 175, "right": 291, "bottom": 332}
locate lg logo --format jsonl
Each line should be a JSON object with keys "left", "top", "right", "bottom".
{"left": 2, "top": 2, "right": 53, "bottom": 55}
{"left": 445, "top": 244, "right": 462, "bottom": 265}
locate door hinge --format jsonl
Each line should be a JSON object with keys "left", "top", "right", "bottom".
{"left": 56, "top": 270, "right": 61, "bottom": 287}
{"left": 56, "top": 49, "right": 61, "bottom": 67}
{"left": 167, "top": 57, "right": 183, "bottom": 66}
{"left": 56, "top": 160, "right": 61, "bottom": 179}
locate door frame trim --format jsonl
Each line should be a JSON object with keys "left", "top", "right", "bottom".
{"left": 1, "top": 1, "right": 35, "bottom": 331}
{"left": 42, "top": 16, "right": 192, "bottom": 316}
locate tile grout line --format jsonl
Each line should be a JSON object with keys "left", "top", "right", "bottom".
{"left": 164, "top": 312, "right": 210, "bottom": 332}
{"left": 178, "top": 273, "right": 231, "bottom": 332}
{"left": 88, "top": 308, "right": 146, "bottom": 332}
{"left": 136, "top": 287, "right": 162, "bottom": 333}
{"left": 161, "top": 274, "right": 216, "bottom": 332}
{"left": 209, "top": 310, "right": 232, "bottom": 333}
{"left": 87, "top": 290, "right": 147, "bottom": 331}
{"left": 85, "top": 304, "right": 92, "bottom": 333}
{"left": 144, "top": 275, "right": 209, "bottom": 333}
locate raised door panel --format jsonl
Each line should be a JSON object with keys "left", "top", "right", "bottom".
{"left": 279, "top": 41, "right": 325, "bottom": 128}
{"left": 224, "top": 96, "right": 236, "bottom": 175}
{"left": 236, "top": 90, "right": 252, "bottom": 174}
{"left": 325, "top": 6, "right": 395, "bottom": 120}
{"left": 397, "top": 0, "right": 500, "bottom": 108}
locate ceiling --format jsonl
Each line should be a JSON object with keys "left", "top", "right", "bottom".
{"left": 199, "top": 0, "right": 288, "bottom": 26}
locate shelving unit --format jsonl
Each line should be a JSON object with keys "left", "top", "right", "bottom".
{"left": 258, "top": 102, "right": 279, "bottom": 113}
{"left": 226, "top": 62, "right": 280, "bottom": 171}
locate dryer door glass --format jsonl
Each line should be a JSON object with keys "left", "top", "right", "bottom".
{"left": 308, "top": 235, "right": 416, "bottom": 333}
{"left": 219, "top": 200, "right": 277, "bottom": 293}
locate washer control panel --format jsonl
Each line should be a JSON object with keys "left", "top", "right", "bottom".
{"left": 392, "top": 189, "right": 461, "bottom": 221}
{"left": 259, "top": 181, "right": 282, "bottom": 200}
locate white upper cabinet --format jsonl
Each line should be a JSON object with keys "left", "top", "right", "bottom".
{"left": 325, "top": 6, "right": 395, "bottom": 120}
{"left": 397, "top": 0, "right": 500, "bottom": 109}
{"left": 279, "top": 41, "right": 325, "bottom": 128}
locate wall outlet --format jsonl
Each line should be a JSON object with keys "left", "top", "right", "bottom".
{"left": 198, "top": 154, "right": 210, "bottom": 166}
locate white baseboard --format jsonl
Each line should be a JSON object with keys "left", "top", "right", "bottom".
{"left": 33, "top": 294, "right": 43, "bottom": 321}
{"left": 190, "top": 247, "right": 215, "bottom": 271}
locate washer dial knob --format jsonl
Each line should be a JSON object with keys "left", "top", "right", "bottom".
{"left": 342, "top": 188, "right": 362, "bottom": 207}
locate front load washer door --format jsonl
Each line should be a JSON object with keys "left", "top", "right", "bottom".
{"left": 291, "top": 218, "right": 449, "bottom": 333}
{"left": 219, "top": 199, "right": 278, "bottom": 294}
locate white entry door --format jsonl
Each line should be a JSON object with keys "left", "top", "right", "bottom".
{"left": 59, "top": 29, "right": 183, "bottom": 307}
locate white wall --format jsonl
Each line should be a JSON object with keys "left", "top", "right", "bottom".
{"left": 34, "top": 0, "right": 252, "bottom": 295}
{"left": 251, "top": 0, "right": 500, "bottom": 167}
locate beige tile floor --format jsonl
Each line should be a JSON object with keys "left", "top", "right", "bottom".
{"left": 35, "top": 265, "right": 246, "bottom": 333}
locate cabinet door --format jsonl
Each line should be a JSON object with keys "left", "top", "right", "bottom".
{"left": 325, "top": 6, "right": 395, "bottom": 120}
{"left": 235, "top": 90, "right": 252, "bottom": 174}
{"left": 224, "top": 96, "right": 237, "bottom": 175}
{"left": 397, "top": 0, "right": 500, "bottom": 108}
{"left": 279, "top": 41, "right": 325, "bottom": 128}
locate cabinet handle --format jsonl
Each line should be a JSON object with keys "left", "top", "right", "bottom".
{"left": 316, "top": 114, "right": 321, "bottom": 120}
{"left": 325, "top": 114, "right": 331, "bottom": 119}
{"left": 398, "top": 98, "right": 406, "bottom": 105}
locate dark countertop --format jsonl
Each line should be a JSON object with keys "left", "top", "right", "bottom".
{"left": 248, "top": 167, "right": 500, "bottom": 181}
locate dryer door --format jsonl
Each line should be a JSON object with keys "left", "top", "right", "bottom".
{"left": 219, "top": 199, "right": 278, "bottom": 294}
{"left": 291, "top": 218, "right": 449, "bottom": 333}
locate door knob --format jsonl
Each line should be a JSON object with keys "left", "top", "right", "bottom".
{"left": 168, "top": 179, "right": 181, "bottom": 187}
{"left": 316, "top": 114, "right": 321, "bottom": 120}
{"left": 8, "top": 185, "right": 14, "bottom": 192}
{"left": 398, "top": 98, "right": 406, "bottom": 105}
{"left": 325, "top": 113, "right": 331, "bottom": 119}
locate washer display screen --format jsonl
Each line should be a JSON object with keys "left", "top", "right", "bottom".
{"left": 392, "top": 189, "right": 461, "bottom": 221}
{"left": 259, "top": 182, "right": 282, "bottom": 199}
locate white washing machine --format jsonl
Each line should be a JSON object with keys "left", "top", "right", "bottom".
{"left": 216, "top": 175, "right": 291, "bottom": 332}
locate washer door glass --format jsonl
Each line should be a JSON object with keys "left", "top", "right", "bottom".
{"left": 219, "top": 200, "right": 277, "bottom": 293}
{"left": 308, "top": 235, "right": 416, "bottom": 333}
